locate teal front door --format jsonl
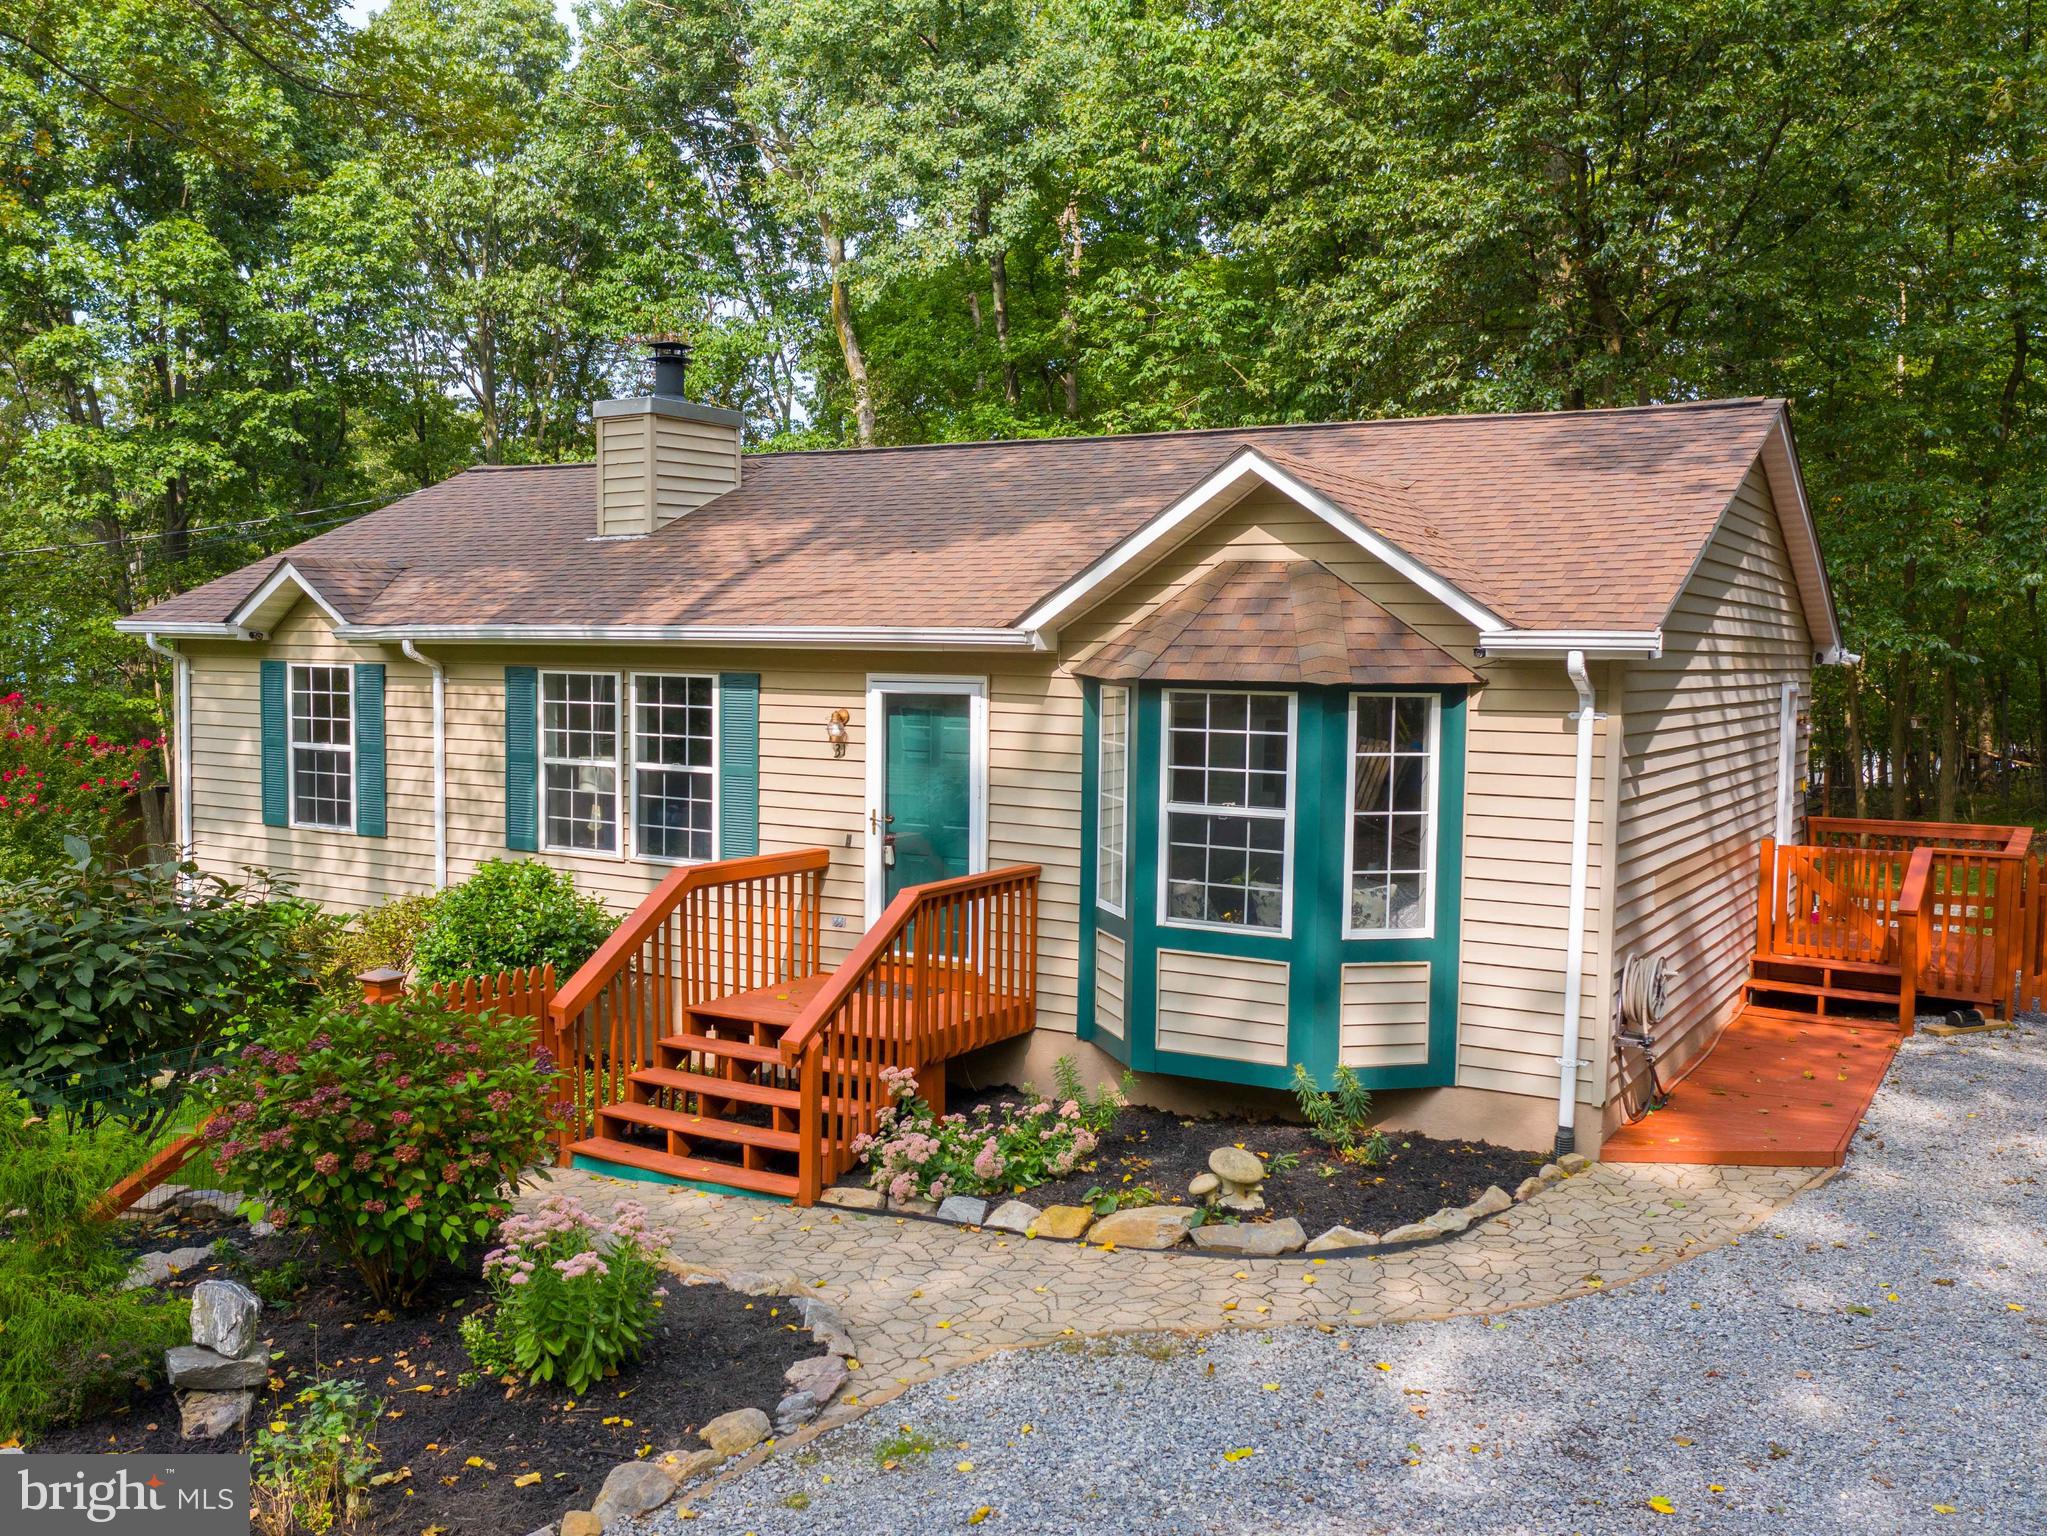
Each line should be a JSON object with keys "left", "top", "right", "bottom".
{"left": 881, "top": 691, "right": 973, "bottom": 902}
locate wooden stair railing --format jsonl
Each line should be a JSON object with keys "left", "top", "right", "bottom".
{"left": 778, "top": 864, "right": 1041, "bottom": 1205}
{"left": 1895, "top": 846, "right": 1932, "bottom": 1034}
{"left": 549, "top": 848, "right": 830, "bottom": 1162}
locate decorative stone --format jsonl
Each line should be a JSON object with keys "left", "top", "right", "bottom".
{"left": 1189, "top": 1218, "right": 1306, "bottom": 1256}
{"left": 560, "top": 1511, "right": 604, "bottom": 1536}
{"left": 775, "top": 1391, "right": 819, "bottom": 1433}
{"left": 1466, "top": 1185, "right": 1513, "bottom": 1218}
{"left": 1207, "top": 1146, "right": 1266, "bottom": 1186}
{"left": 784, "top": 1353, "right": 848, "bottom": 1402}
{"left": 698, "top": 1406, "right": 771, "bottom": 1457}
{"left": 799, "top": 1298, "right": 856, "bottom": 1357}
{"left": 1216, "top": 1191, "right": 1266, "bottom": 1216}
{"left": 1514, "top": 1176, "right": 1546, "bottom": 1201}
{"left": 1305, "top": 1224, "right": 1375, "bottom": 1252}
{"left": 887, "top": 1195, "right": 937, "bottom": 1215}
{"left": 936, "top": 1195, "right": 989, "bottom": 1226}
{"left": 190, "top": 1279, "right": 262, "bottom": 1358}
{"left": 657, "top": 1447, "right": 725, "bottom": 1484}
{"left": 984, "top": 1199, "right": 1041, "bottom": 1234}
{"left": 1380, "top": 1221, "right": 1438, "bottom": 1245}
{"left": 1187, "top": 1172, "right": 1221, "bottom": 1198}
{"left": 1557, "top": 1152, "right": 1594, "bottom": 1174}
{"left": 820, "top": 1187, "right": 884, "bottom": 1211}
{"left": 166, "top": 1345, "right": 267, "bottom": 1391}
{"left": 176, "top": 1187, "right": 241, "bottom": 1216}
{"left": 1030, "top": 1205, "right": 1095, "bottom": 1240}
{"left": 1087, "top": 1205, "right": 1194, "bottom": 1250}
{"left": 248, "top": 1220, "right": 278, "bottom": 1239}
{"left": 591, "top": 1460, "right": 680, "bottom": 1523}
{"left": 122, "top": 1246, "right": 214, "bottom": 1291}
{"left": 178, "top": 1389, "right": 252, "bottom": 1440}
{"left": 1421, "top": 1206, "right": 1472, "bottom": 1234}
{"left": 1538, "top": 1162, "right": 1565, "bottom": 1183}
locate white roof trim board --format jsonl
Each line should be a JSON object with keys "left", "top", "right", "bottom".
{"left": 225, "top": 561, "right": 350, "bottom": 634}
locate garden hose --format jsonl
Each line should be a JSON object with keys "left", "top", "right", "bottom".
{"left": 1615, "top": 953, "right": 1675, "bottom": 1122}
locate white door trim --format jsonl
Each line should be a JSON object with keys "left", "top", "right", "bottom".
{"left": 1775, "top": 679, "right": 1803, "bottom": 845}
{"left": 864, "top": 675, "right": 989, "bottom": 925}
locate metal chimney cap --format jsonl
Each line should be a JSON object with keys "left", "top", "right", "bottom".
{"left": 644, "top": 335, "right": 693, "bottom": 398}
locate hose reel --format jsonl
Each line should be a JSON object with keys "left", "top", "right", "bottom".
{"left": 1615, "top": 953, "right": 1677, "bottom": 1121}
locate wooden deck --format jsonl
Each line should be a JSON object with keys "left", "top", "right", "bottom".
{"left": 1603, "top": 1006, "right": 1901, "bottom": 1167}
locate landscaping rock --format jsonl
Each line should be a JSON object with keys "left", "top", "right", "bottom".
{"left": 1030, "top": 1205, "right": 1094, "bottom": 1240}
{"left": 657, "top": 1447, "right": 725, "bottom": 1484}
{"left": 247, "top": 1220, "right": 278, "bottom": 1239}
{"left": 176, "top": 1187, "right": 241, "bottom": 1217}
{"left": 1514, "top": 1176, "right": 1546, "bottom": 1201}
{"left": 820, "top": 1187, "right": 884, "bottom": 1211}
{"left": 936, "top": 1195, "right": 989, "bottom": 1226}
{"left": 591, "top": 1460, "right": 679, "bottom": 1523}
{"left": 190, "top": 1279, "right": 262, "bottom": 1358}
{"left": 984, "top": 1199, "right": 1041, "bottom": 1234}
{"left": 1207, "top": 1146, "right": 1266, "bottom": 1186}
{"left": 166, "top": 1345, "right": 267, "bottom": 1391}
{"left": 799, "top": 1298, "right": 856, "bottom": 1357}
{"left": 775, "top": 1391, "right": 819, "bottom": 1434}
{"left": 1466, "top": 1185, "right": 1513, "bottom": 1218}
{"left": 1216, "top": 1191, "right": 1266, "bottom": 1216}
{"left": 1538, "top": 1162, "right": 1565, "bottom": 1183}
{"left": 1305, "top": 1225, "right": 1376, "bottom": 1252}
{"left": 1558, "top": 1152, "right": 1593, "bottom": 1174}
{"left": 122, "top": 1246, "right": 214, "bottom": 1291}
{"left": 560, "top": 1511, "right": 603, "bottom": 1536}
{"left": 1421, "top": 1206, "right": 1472, "bottom": 1234}
{"left": 785, "top": 1353, "right": 848, "bottom": 1403}
{"left": 1189, "top": 1218, "right": 1306, "bottom": 1256}
{"left": 1188, "top": 1172, "right": 1221, "bottom": 1198}
{"left": 178, "top": 1389, "right": 252, "bottom": 1440}
{"left": 1380, "top": 1221, "right": 1439, "bottom": 1245}
{"left": 1088, "top": 1205, "right": 1194, "bottom": 1249}
{"left": 699, "top": 1406, "right": 771, "bottom": 1457}
{"left": 887, "top": 1195, "right": 937, "bottom": 1215}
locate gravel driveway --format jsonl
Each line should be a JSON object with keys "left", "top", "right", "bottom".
{"left": 661, "top": 1020, "right": 2046, "bottom": 1535}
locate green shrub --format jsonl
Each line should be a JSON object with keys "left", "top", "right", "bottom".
{"left": 0, "top": 1090, "right": 191, "bottom": 1440}
{"left": 327, "top": 892, "right": 442, "bottom": 988}
{"left": 0, "top": 845, "right": 320, "bottom": 1133}
{"left": 462, "top": 1191, "right": 668, "bottom": 1395}
{"left": 411, "top": 859, "right": 613, "bottom": 985}
{"left": 253, "top": 1379, "right": 381, "bottom": 1536}
{"left": 1290, "top": 1063, "right": 1390, "bottom": 1165}
{"left": 0, "top": 693, "right": 158, "bottom": 881}
{"left": 201, "top": 995, "right": 559, "bottom": 1305}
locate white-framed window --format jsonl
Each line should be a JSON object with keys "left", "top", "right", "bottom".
{"left": 541, "top": 670, "right": 622, "bottom": 854}
{"left": 632, "top": 673, "right": 716, "bottom": 862}
{"left": 1096, "top": 683, "right": 1129, "bottom": 914}
{"left": 289, "top": 664, "right": 353, "bottom": 830}
{"left": 1160, "top": 689, "right": 1294, "bottom": 933}
{"left": 1346, "top": 693, "right": 1439, "bottom": 936}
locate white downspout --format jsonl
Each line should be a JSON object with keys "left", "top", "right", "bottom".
{"left": 400, "top": 640, "right": 448, "bottom": 889}
{"left": 1555, "top": 649, "right": 1597, "bottom": 1156}
{"left": 142, "top": 632, "right": 190, "bottom": 863}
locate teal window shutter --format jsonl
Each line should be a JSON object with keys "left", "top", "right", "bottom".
{"left": 353, "top": 663, "right": 387, "bottom": 837}
{"left": 504, "top": 666, "right": 538, "bottom": 851}
{"left": 717, "top": 672, "right": 760, "bottom": 858}
{"left": 260, "top": 660, "right": 288, "bottom": 827}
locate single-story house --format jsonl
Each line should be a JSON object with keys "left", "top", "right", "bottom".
{"left": 118, "top": 357, "right": 1845, "bottom": 1163}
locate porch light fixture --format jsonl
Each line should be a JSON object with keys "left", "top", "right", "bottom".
{"left": 826, "top": 708, "right": 850, "bottom": 757}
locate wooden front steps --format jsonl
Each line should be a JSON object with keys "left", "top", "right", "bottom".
{"left": 1745, "top": 953, "right": 1904, "bottom": 1018}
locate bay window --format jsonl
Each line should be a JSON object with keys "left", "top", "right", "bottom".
{"left": 1162, "top": 689, "right": 1293, "bottom": 931}
{"left": 1347, "top": 693, "right": 1438, "bottom": 934}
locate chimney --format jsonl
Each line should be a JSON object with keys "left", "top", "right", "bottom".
{"left": 593, "top": 338, "right": 744, "bottom": 537}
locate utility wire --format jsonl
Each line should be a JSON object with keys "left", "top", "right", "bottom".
{"left": 0, "top": 497, "right": 388, "bottom": 561}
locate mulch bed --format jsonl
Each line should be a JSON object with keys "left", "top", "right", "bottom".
{"left": 841, "top": 1092, "right": 1546, "bottom": 1238}
{"left": 42, "top": 1204, "right": 811, "bottom": 1535}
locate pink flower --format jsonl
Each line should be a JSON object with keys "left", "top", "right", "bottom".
{"left": 313, "top": 1152, "right": 340, "bottom": 1176}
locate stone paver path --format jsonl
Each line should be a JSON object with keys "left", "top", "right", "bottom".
{"left": 530, "top": 1159, "right": 1819, "bottom": 1416}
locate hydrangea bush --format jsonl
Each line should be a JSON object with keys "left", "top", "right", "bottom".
{"left": 201, "top": 996, "right": 558, "bottom": 1304}
{"left": 461, "top": 1192, "right": 669, "bottom": 1395}
{"left": 852, "top": 1057, "right": 1131, "bottom": 1205}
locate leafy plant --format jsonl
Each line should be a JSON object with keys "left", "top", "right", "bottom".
{"left": 874, "top": 1426, "right": 939, "bottom": 1466}
{"left": 0, "top": 693, "right": 157, "bottom": 881}
{"left": 461, "top": 1193, "right": 668, "bottom": 1396}
{"left": 410, "top": 859, "right": 614, "bottom": 985}
{"left": 0, "top": 1090, "right": 190, "bottom": 1439}
{"left": 1291, "top": 1064, "right": 1390, "bottom": 1166}
{"left": 327, "top": 892, "right": 442, "bottom": 989}
{"left": 253, "top": 1379, "right": 382, "bottom": 1536}
{"left": 201, "top": 995, "right": 558, "bottom": 1305}
{"left": 1266, "top": 1150, "right": 1302, "bottom": 1174}
{"left": 1082, "top": 1182, "right": 1165, "bottom": 1215}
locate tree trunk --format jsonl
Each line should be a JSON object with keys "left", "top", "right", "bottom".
{"left": 989, "top": 247, "right": 1018, "bottom": 406}
{"left": 2029, "top": 588, "right": 2047, "bottom": 815}
{"left": 819, "top": 213, "right": 876, "bottom": 447}
{"left": 1057, "top": 199, "right": 1082, "bottom": 417}
{"left": 1936, "top": 601, "right": 1969, "bottom": 821}
{"left": 1845, "top": 665, "right": 1868, "bottom": 818}
{"left": 1889, "top": 667, "right": 1914, "bottom": 820}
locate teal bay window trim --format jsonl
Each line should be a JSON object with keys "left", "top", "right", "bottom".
{"left": 1155, "top": 688, "right": 1297, "bottom": 939}
{"left": 1080, "top": 679, "right": 1466, "bottom": 1091}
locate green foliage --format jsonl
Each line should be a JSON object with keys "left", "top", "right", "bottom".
{"left": 1291, "top": 1064, "right": 1390, "bottom": 1166}
{"left": 1052, "top": 1056, "right": 1136, "bottom": 1136}
{"left": 410, "top": 859, "right": 614, "bottom": 985}
{"left": 0, "top": 851, "right": 318, "bottom": 1133}
{"left": 0, "top": 695, "right": 158, "bottom": 881}
{"left": 0, "top": 1091, "right": 191, "bottom": 1440}
{"left": 327, "top": 892, "right": 442, "bottom": 989}
{"left": 1082, "top": 1182, "right": 1165, "bottom": 1215}
{"left": 873, "top": 1426, "right": 939, "bottom": 1466}
{"left": 461, "top": 1191, "right": 668, "bottom": 1396}
{"left": 253, "top": 1379, "right": 383, "bottom": 1536}
{"left": 201, "top": 995, "right": 558, "bottom": 1306}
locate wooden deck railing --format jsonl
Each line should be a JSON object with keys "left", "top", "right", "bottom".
{"left": 1808, "top": 816, "right": 2028, "bottom": 854}
{"left": 779, "top": 864, "right": 1041, "bottom": 1205}
{"left": 549, "top": 848, "right": 830, "bottom": 1160}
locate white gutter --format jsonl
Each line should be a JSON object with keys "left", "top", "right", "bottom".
{"left": 141, "top": 633, "right": 191, "bottom": 863}
{"left": 1555, "top": 649, "right": 1597, "bottom": 1156}
{"left": 400, "top": 640, "right": 448, "bottom": 889}
{"left": 337, "top": 623, "right": 1036, "bottom": 649}
{"left": 1476, "top": 629, "right": 1662, "bottom": 660}
{"left": 114, "top": 619, "right": 253, "bottom": 640}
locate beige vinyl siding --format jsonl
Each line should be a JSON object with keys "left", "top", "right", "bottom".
{"left": 182, "top": 607, "right": 1085, "bottom": 1034}
{"left": 1339, "top": 961, "right": 1431, "bottom": 1067}
{"left": 1094, "top": 930, "right": 1127, "bottom": 1041}
{"left": 1611, "top": 464, "right": 1812, "bottom": 1087}
{"left": 1155, "top": 950, "right": 1290, "bottom": 1065}
{"left": 651, "top": 415, "right": 744, "bottom": 527}
{"left": 1059, "top": 486, "right": 1617, "bottom": 1108}
{"left": 595, "top": 415, "right": 651, "bottom": 537}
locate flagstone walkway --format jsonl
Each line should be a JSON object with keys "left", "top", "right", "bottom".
{"left": 528, "top": 1158, "right": 1821, "bottom": 1419}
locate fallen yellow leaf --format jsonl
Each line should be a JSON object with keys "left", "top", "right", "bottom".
{"left": 1223, "top": 1447, "right": 1256, "bottom": 1463}
{"left": 513, "top": 1473, "right": 541, "bottom": 1488}
{"left": 968, "top": 1508, "right": 993, "bottom": 1525}
{"left": 955, "top": 1459, "right": 974, "bottom": 1473}
{"left": 1646, "top": 1495, "right": 1675, "bottom": 1515}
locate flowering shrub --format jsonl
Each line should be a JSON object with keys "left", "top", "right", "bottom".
{"left": 0, "top": 693, "right": 156, "bottom": 879}
{"left": 461, "top": 1192, "right": 669, "bottom": 1395}
{"left": 201, "top": 996, "right": 558, "bottom": 1305}
{"left": 852, "top": 1057, "right": 1132, "bottom": 1205}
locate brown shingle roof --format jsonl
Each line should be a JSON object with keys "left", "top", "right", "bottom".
{"left": 129, "top": 398, "right": 1794, "bottom": 636}
{"left": 1073, "top": 561, "right": 1481, "bottom": 687}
